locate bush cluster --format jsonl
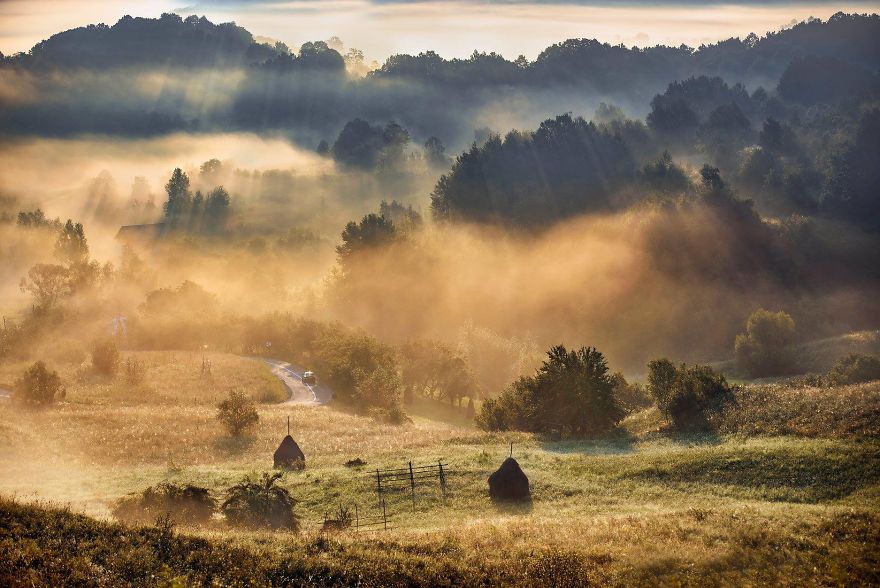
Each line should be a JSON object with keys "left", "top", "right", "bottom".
{"left": 611, "top": 371, "right": 652, "bottom": 413}
{"left": 734, "top": 309, "right": 797, "bottom": 377}
{"left": 220, "top": 472, "right": 299, "bottom": 531}
{"left": 781, "top": 353, "right": 880, "bottom": 388}
{"left": 13, "top": 361, "right": 65, "bottom": 405}
{"left": 216, "top": 389, "right": 259, "bottom": 437}
{"left": 826, "top": 353, "right": 880, "bottom": 386}
{"left": 113, "top": 473, "right": 299, "bottom": 531}
{"left": 113, "top": 482, "right": 216, "bottom": 525}
{"left": 241, "top": 315, "right": 403, "bottom": 414}
{"left": 647, "top": 359, "right": 732, "bottom": 430}
{"left": 477, "top": 345, "right": 624, "bottom": 437}
{"left": 91, "top": 339, "right": 120, "bottom": 376}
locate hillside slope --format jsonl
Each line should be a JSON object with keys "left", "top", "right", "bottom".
{"left": 2, "top": 496, "right": 878, "bottom": 587}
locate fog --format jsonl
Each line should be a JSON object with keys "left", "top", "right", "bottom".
{"left": 1, "top": 10, "right": 878, "bottom": 389}
{"left": 0, "top": 131, "right": 432, "bottom": 317}
{"left": 0, "top": 65, "right": 650, "bottom": 151}
{"left": 325, "top": 207, "right": 880, "bottom": 374}
{"left": 4, "top": 126, "right": 876, "bottom": 380}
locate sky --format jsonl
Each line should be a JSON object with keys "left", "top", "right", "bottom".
{"left": 1, "top": 0, "right": 878, "bottom": 60}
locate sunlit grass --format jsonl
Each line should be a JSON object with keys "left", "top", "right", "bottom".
{"left": 1, "top": 355, "right": 878, "bottom": 584}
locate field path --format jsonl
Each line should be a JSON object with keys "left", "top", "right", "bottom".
{"left": 261, "top": 359, "right": 333, "bottom": 405}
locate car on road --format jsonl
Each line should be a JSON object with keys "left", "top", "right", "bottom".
{"left": 302, "top": 371, "right": 317, "bottom": 385}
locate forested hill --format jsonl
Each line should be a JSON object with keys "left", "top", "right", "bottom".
{"left": 375, "top": 12, "right": 879, "bottom": 91}
{"left": 6, "top": 13, "right": 285, "bottom": 69}
{"left": 0, "top": 12, "right": 877, "bottom": 143}
{"left": 4, "top": 11, "right": 878, "bottom": 85}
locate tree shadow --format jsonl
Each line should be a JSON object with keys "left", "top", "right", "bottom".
{"left": 537, "top": 428, "right": 637, "bottom": 455}
{"left": 656, "top": 405, "right": 726, "bottom": 446}
{"left": 628, "top": 448, "right": 880, "bottom": 503}
{"left": 662, "top": 427, "right": 722, "bottom": 446}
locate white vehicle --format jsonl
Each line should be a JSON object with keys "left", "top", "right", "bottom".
{"left": 302, "top": 371, "right": 317, "bottom": 385}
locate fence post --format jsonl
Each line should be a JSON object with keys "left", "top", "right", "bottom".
{"left": 376, "top": 468, "right": 382, "bottom": 509}
{"left": 438, "top": 460, "right": 447, "bottom": 500}
{"left": 409, "top": 461, "right": 416, "bottom": 512}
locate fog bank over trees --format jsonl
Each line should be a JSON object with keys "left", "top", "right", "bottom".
{"left": 1, "top": 12, "right": 878, "bottom": 150}
{"left": 1, "top": 10, "right": 878, "bottom": 375}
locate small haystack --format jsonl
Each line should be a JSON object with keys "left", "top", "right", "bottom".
{"left": 274, "top": 417, "right": 305, "bottom": 470}
{"left": 488, "top": 457, "right": 530, "bottom": 501}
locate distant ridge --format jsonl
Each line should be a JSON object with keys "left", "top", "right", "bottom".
{"left": 12, "top": 13, "right": 281, "bottom": 69}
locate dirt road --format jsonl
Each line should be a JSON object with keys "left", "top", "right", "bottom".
{"left": 261, "top": 359, "right": 333, "bottom": 405}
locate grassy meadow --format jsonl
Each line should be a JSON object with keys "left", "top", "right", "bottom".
{"left": 1, "top": 350, "right": 879, "bottom": 585}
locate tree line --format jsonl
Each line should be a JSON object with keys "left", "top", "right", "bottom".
{"left": 3, "top": 13, "right": 877, "bottom": 144}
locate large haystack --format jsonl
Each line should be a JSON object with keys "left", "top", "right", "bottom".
{"left": 274, "top": 435, "right": 305, "bottom": 470}
{"left": 488, "top": 457, "right": 530, "bottom": 501}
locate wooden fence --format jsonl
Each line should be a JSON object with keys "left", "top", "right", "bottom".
{"left": 322, "top": 502, "right": 394, "bottom": 533}
{"left": 353, "top": 503, "right": 392, "bottom": 532}
{"left": 320, "top": 461, "right": 451, "bottom": 534}
{"left": 373, "top": 461, "right": 448, "bottom": 512}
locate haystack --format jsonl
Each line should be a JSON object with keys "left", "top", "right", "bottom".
{"left": 488, "top": 457, "right": 530, "bottom": 501}
{"left": 274, "top": 417, "right": 305, "bottom": 470}
{"left": 274, "top": 435, "right": 305, "bottom": 469}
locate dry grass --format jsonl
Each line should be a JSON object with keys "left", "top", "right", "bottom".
{"left": 2, "top": 497, "right": 878, "bottom": 586}
{"left": 1, "top": 353, "right": 879, "bottom": 585}
{"left": 0, "top": 350, "right": 287, "bottom": 406}
{"left": 796, "top": 330, "right": 880, "bottom": 374}
{"left": 718, "top": 380, "right": 880, "bottom": 438}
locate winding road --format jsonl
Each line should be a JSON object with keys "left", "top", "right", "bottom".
{"left": 261, "top": 359, "right": 333, "bottom": 405}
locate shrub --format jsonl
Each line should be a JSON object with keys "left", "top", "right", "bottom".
{"left": 13, "top": 361, "right": 64, "bottom": 405}
{"left": 91, "top": 339, "right": 120, "bottom": 376}
{"left": 367, "top": 404, "right": 412, "bottom": 425}
{"left": 647, "top": 359, "right": 732, "bottom": 431}
{"left": 113, "top": 482, "right": 216, "bottom": 525}
{"left": 475, "top": 397, "right": 508, "bottom": 431}
{"left": 476, "top": 345, "right": 624, "bottom": 437}
{"left": 734, "top": 309, "right": 797, "bottom": 377}
{"left": 827, "top": 353, "right": 880, "bottom": 386}
{"left": 322, "top": 506, "right": 353, "bottom": 533}
{"left": 354, "top": 365, "right": 403, "bottom": 413}
{"left": 216, "top": 389, "right": 259, "bottom": 437}
{"left": 311, "top": 331, "right": 402, "bottom": 412}
{"left": 123, "top": 357, "right": 146, "bottom": 385}
{"left": 646, "top": 359, "right": 677, "bottom": 403}
{"left": 221, "top": 472, "right": 299, "bottom": 531}
{"left": 611, "top": 371, "right": 651, "bottom": 413}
